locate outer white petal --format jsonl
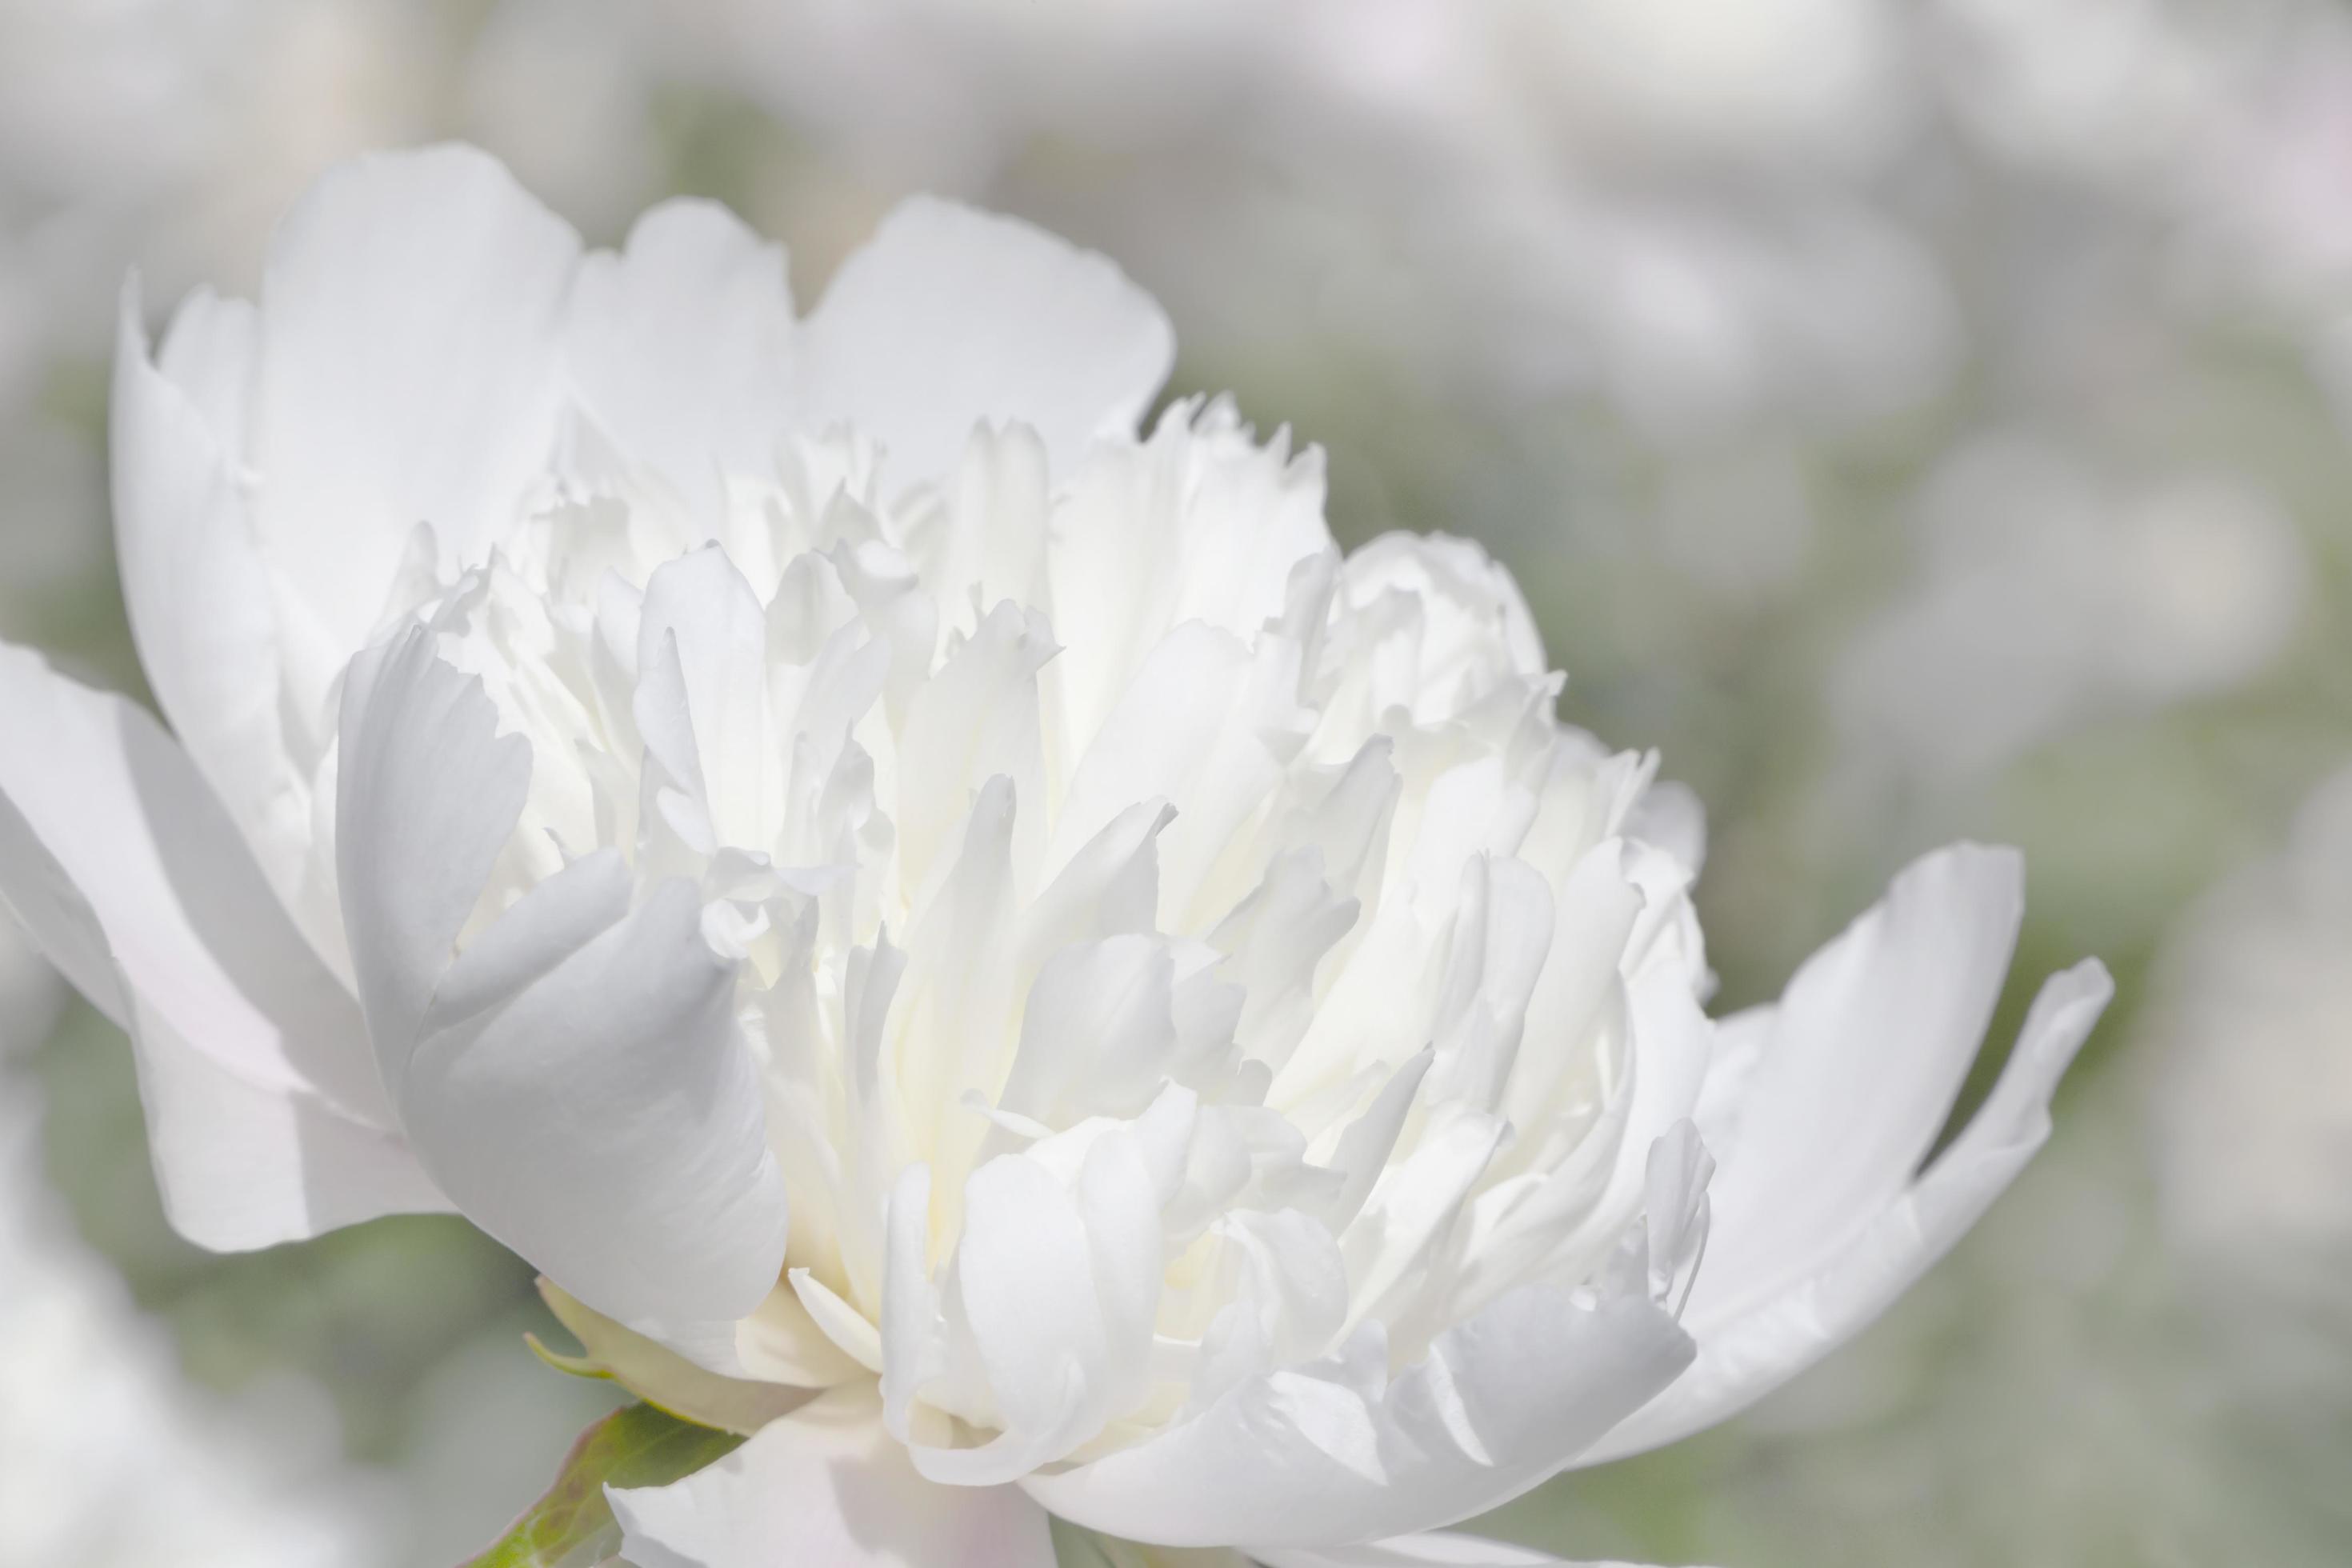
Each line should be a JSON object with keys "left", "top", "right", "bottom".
{"left": 111, "top": 282, "right": 319, "bottom": 922}
{"left": 1262, "top": 1533, "right": 1706, "bottom": 1567}
{"left": 798, "top": 195, "right": 1174, "bottom": 486}
{"left": 565, "top": 198, "right": 798, "bottom": 516}
{"left": 338, "top": 624, "right": 788, "bottom": 1324}
{"left": 250, "top": 143, "right": 582, "bottom": 648}
{"left": 1694, "top": 842, "right": 2026, "bottom": 1316}
{"left": 609, "top": 1385, "right": 1057, "bottom": 1568}
{"left": 336, "top": 624, "right": 533, "bottom": 1082}
{"left": 1580, "top": 958, "right": 2112, "bottom": 1463}
{"left": 0, "top": 643, "right": 443, "bottom": 1247}
{"left": 1022, "top": 1280, "right": 1692, "bottom": 1550}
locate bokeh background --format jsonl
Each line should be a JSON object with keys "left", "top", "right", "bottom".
{"left": 3, "top": 2, "right": 2348, "bottom": 1563}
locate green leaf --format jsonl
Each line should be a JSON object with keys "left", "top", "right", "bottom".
{"left": 461, "top": 1402, "right": 745, "bottom": 1568}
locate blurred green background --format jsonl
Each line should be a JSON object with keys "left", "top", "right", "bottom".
{"left": 4, "top": 2, "right": 2350, "bottom": 1564}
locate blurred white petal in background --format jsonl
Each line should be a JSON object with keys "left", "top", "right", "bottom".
{"left": 2154, "top": 765, "right": 2352, "bottom": 1321}
{"left": 0, "top": 922, "right": 396, "bottom": 1568}
{"left": 1833, "top": 431, "right": 2306, "bottom": 791}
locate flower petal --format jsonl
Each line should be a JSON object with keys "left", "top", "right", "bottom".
{"left": 798, "top": 196, "right": 1174, "bottom": 487}
{"left": 412, "top": 867, "right": 790, "bottom": 1326}
{"left": 637, "top": 545, "right": 778, "bottom": 852}
{"left": 1045, "top": 621, "right": 1256, "bottom": 887}
{"left": 336, "top": 622, "right": 533, "bottom": 1086}
{"left": 1022, "top": 1278, "right": 1691, "bottom": 1550}
{"left": 1692, "top": 842, "right": 2026, "bottom": 1318}
{"left": 110, "top": 995, "right": 449, "bottom": 1250}
{"left": 609, "top": 1385, "right": 1057, "bottom": 1568}
{"left": 112, "top": 281, "right": 322, "bottom": 929}
{"left": 250, "top": 143, "right": 581, "bottom": 647}
{"left": 1580, "top": 958, "right": 2112, "bottom": 1463}
{"left": 537, "top": 1279, "right": 815, "bottom": 1435}
{"left": 338, "top": 625, "right": 788, "bottom": 1323}
{"left": 0, "top": 642, "right": 442, "bottom": 1247}
{"left": 565, "top": 197, "right": 798, "bottom": 516}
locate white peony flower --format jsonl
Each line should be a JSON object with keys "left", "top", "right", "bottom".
{"left": 0, "top": 145, "right": 2110, "bottom": 1566}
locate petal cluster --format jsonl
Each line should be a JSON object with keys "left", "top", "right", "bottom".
{"left": 0, "top": 146, "right": 2110, "bottom": 1567}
